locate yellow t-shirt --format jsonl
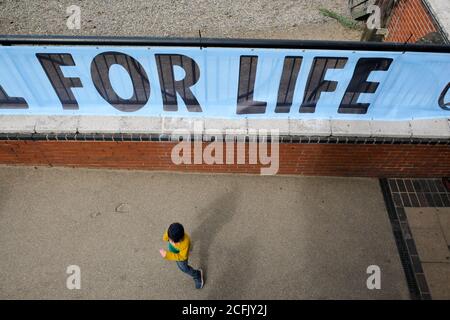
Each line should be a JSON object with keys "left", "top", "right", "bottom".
{"left": 163, "top": 230, "right": 190, "bottom": 261}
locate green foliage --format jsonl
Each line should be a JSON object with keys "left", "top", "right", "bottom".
{"left": 318, "top": 8, "right": 363, "bottom": 31}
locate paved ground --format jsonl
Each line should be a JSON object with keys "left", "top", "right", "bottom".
{"left": 386, "top": 178, "right": 450, "bottom": 299}
{"left": 406, "top": 207, "right": 450, "bottom": 299}
{"left": 0, "top": 0, "right": 362, "bottom": 40}
{"left": 0, "top": 166, "right": 409, "bottom": 299}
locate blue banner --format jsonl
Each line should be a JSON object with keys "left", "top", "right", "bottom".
{"left": 0, "top": 46, "right": 449, "bottom": 120}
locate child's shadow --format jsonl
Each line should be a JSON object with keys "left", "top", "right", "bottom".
{"left": 190, "top": 189, "right": 238, "bottom": 276}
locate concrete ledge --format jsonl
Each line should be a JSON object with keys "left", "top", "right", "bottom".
{"left": 35, "top": 115, "right": 79, "bottom": 134}
{"left": 410, "top": 119, "right": 450, "bottom": 139}
{"left": 204, "top": 118, "right": 247, "bottom": 135}
{"left": 161, "top": 117, "right": 204, "bottom": 134}
{"left": 425, "top": 0, "right": 450, "bottom": 42}
{"left": 289, "top": 119, "right": 331, "bottom": 136}
{"left": 331, "top": 120, "right": 372, "bottom": 137}
{"left": 247, "top": 118, "right": 289, "bottom": 135}
{"left": 370, "top": 120, "right": 412, "bottom": 138}
{"left": 119, "top": 117, "right": 162, "bottom": 134}
{"left": 0, "top": 115, "right": 36, "bottom": 133}
{"left": 78, "top": 116, "right": 123, "bottom": 134}
{"left": 0, "top": 115, "right": 450, "bottom": 140}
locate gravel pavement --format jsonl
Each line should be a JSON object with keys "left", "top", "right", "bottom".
{"left": 0, "top": 0, "right": 362, "bottom": 40}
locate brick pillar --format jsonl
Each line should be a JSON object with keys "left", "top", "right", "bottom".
{"left": 384, "top": 0, "right": 437, "bottom": 43}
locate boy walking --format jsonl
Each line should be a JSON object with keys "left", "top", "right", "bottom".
{"left": 159, "top": 222, "right": 204, "bottom": 289}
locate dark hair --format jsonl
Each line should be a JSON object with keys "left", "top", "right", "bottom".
{"left": 168, "top": 222, "right": 184, "bottom": 243}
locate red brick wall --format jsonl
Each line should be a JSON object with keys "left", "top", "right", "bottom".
{"left": 385, "top": 0, "right": 437, "bottom": 43}
{"left": 0, "top": 140, "right": 449, "bottom": 177}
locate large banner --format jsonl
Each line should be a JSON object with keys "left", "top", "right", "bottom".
{"left": 0, "top": 46, "right": 449, "bottom": 120}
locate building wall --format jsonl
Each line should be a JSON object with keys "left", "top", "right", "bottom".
{"left": 0, "top": 140, "right": 449, "bottom": 177}
{"left": 385, "top": 0, "right": 438, "bottom": 43}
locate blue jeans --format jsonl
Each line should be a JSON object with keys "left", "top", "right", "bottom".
{"left": 176, "top": 260, "right": 202, "bottom": 288}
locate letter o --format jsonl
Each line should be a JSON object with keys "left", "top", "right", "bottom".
{"left": 91, "top": 51, "right": 151, "bottom": 112}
